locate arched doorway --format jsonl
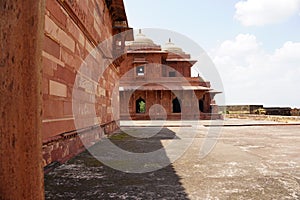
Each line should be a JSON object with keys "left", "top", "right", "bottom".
{"left": 136, "top": 97, "right": 146, "bottom": 113}
{"left": 199, "top": 99, "right": 204, "bottom": 112}
{"left": 172, "top": 97, "right": 181, "bottom": 113}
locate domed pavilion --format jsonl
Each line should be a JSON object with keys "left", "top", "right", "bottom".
{"left": 119, "top": 30, "right": 222, "bottom": 120}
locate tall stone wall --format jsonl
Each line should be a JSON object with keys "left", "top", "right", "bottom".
{"left": 42, "top": 0, "right": 121, "bottom": 166}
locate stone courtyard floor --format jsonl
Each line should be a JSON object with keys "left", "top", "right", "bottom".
{"left": 45, "top": 119, "right": 300, "bottom": 199}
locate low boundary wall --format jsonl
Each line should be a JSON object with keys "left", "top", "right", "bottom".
{"left": 226, "top": 114, "right": 300, "bottom": 122}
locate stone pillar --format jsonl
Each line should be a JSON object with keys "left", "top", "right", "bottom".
{"left": 0, "top": 1, "right": 45, "bottom": 199}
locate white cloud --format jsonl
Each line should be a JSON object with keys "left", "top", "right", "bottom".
{"left": 217, "top": 34, "right": 260, "bottom": 56}
{"left": 234, "top": 0, "right": 300, "bottom": 26}
{"left": 272, "top": 41, "right": 300, "bottom": 62}
{"left": 211, "top": 34, "right": 300, "bottom": 107}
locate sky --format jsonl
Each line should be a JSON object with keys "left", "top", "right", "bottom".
{"left": 123, "top": 0, "right": 300, "bottom": 108}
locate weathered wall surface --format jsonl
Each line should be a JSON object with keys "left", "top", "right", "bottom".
{"left": 42, "top": 0, "right": 122, "bottom": 166}
{"left": 0, "top": 0, "right": 45, "bottom": 198}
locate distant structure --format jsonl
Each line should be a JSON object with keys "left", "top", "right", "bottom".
{"left": 219, "top": 105, "right": 264, "bottom": 114}
{"left": 291, "top": 108, "right": 300, "bottom": 116}
{"left": 119, "top": 31, "right": 222, "bottom": 120}
{"left": 220, "top": 105, "right": 295, "bottom": 116}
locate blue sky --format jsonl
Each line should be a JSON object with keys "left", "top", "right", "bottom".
{"left": 124, "top": 0, "right": 300, "bottom": 108}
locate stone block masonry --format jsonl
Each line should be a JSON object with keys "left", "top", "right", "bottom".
{"left": 42, "top": 0, "right": 126, "bottom": 166}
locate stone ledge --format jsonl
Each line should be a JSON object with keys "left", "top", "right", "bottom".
{"left": 42, "top": 120, "right": 119, "bottom": 168}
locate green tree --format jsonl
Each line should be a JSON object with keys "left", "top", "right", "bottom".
{"left": 139, "top": 101, "right": 145, "bottom": 113}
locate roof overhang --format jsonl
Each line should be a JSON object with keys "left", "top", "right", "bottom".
{"left": 107, "top": 0, "right": 134, "bottom": 41}
{"left": 209, "top": 90, "right": 222, "bottom": 94}
{"left": 127, "top": 50, "right": 168, "bottom": 54}
{"left": 119, "top": 85, "right": 212, "bottom": 91}
{"left": 166, "top": 59, "right": 197, "bottom": 65}
{"left": 107, "top": 0, "right": 128, "bottom": 25}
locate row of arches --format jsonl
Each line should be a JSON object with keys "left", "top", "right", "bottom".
{"left": 135, "top": 97, "right": 205, "bottom": 113}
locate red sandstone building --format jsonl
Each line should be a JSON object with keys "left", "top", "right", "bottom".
{"left": 119, "top": 30, "right": 221, "bottom": 120}
{"left": 1, "top": 0, "right": 221, "bottom": 198}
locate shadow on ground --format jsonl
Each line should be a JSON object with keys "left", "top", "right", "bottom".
{"left": 44, "top": 127, "right": 189, "bottom": 200}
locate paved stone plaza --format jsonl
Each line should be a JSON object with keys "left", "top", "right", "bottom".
{"left": 45, "top": 119, "right": 300, "bottom": 199}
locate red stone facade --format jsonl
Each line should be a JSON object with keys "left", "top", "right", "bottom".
{"left": 119, "top": 32, "right": 222, "bottom": 120}
{"left": 42, "top": 0, "right": 130, "bottom": 166}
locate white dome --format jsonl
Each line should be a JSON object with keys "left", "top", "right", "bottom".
{"left": 128, "top": 29, "right": 156, "bottom": 46}
{"left": 135, "top": 33, "right": 154, "bottom": 44}
{"left": 162, "top": 38, "right": 184, "bottom": 53}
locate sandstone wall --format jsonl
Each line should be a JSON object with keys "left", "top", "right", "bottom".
{"left": 42, "top": 0, "right": 120, "bottom": 166}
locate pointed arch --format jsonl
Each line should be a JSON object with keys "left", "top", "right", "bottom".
{"left": 172, "top": 97, "right": 181, "bottom": 113}
{"left": 199, "top": 99, "right": 204, "bottom": 112}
